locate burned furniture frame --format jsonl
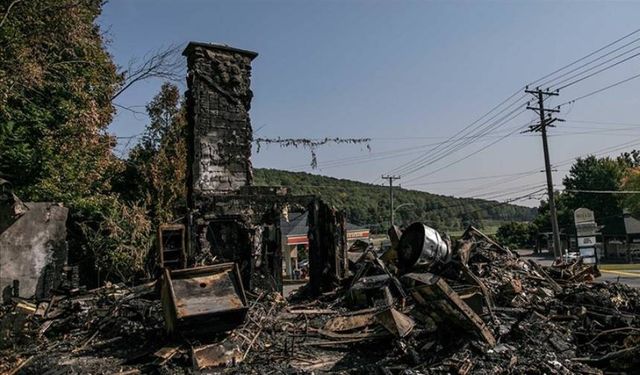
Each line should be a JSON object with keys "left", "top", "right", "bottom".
{"left": 161, "top": 262, "right": 248, "bottom": 336}
{"left": 158, "top": 224, "right": 186, "bottom": 270}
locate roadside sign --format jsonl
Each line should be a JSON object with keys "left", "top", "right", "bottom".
{"left": 579, "top": 247, "right": 595, "bottom": 256}
{"left": 574, "top": 208, "right": 595, "bottom": 224}
{"left": 579, "top": 247, "right": 596, "bottom": 263}
{"left": 577, "top": 236, "right": 597, "bottom": 247}
{"left": 576, "top": 222, "right": 597, "bottom": 236}
{"left": 574, "top": 208, "right": 598, "bottom": 265}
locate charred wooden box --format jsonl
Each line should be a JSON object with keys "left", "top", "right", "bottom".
{"left": 161, "top": 263, "right": 248, "bottom": 336}
{"left": 158, "top": 224, "right": 186, "bottom": 270}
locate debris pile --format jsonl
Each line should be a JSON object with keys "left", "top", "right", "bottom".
{"left": 2, "top": 226, "right": 639, "bottom": 374}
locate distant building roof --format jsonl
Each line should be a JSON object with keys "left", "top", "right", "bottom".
{"left": 281, "top": 212, "right": 308, "bottom": 237}
{"left": 280, "top": 212, "right": 368, "bottom": 237}
{"left": 624, "top": 213, "right": 640, "bottom": 235}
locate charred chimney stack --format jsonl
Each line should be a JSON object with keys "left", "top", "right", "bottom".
{"left": 183, "top": 42, "right": 258, "bottom": 208}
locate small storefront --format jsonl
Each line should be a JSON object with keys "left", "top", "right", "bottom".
{"left": 601, "top": 213, "right": 640, "bottom": 263}
{"left": 280, "top": 212, "right": 370, "bottom": 279}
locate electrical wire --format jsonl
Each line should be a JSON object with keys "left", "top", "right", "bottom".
{"left": 557, "top": 72, "right": 640, "bottom": 107}
{"left": 527, "top": 28, "right": 640, "bottom": 87}
{"left": 565, "top": 189, "right": 640, "bottom": 194}
{"left": 383, "top": 29, "right": 640, "bottom": 181}
{"left": 378, "top": 90, "right": 527, "bottom": 180}
{"left": 536, "top": 36, "right": 640, "bottom": 89}
{"left": 402, "top": 115, "right": 531, "bottom": 183}
{"left": 393, "top": 105, "right": 528, "bottom": 178}
{"left": 556, "top": 52, "right": 640, "bottom": 91}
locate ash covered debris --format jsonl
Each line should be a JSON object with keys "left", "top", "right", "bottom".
{"left": 2, "top": 42, "right": 638, "bottom": 374}
{"left": 2, "top": 225, "right": 640, "bottom": 374}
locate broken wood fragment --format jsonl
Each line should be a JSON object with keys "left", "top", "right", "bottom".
{"left": 375, "top": 307, "right": 415, "bottom": 338}
{"left": 192, "top": 342, "right": 242, "bottom": 370}
{"left": 324, "top": 311, "right": 377, "bottom": 332}
{"left": 402, "top": 272, "right": 496, "bottom": 347}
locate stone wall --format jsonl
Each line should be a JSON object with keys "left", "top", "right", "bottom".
{"left": 0, "top": 202, "right": 68, "bottom": 300}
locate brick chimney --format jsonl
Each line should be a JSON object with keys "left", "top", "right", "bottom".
{"left": 183, "top": 42, "right": 258, "bottom": 207}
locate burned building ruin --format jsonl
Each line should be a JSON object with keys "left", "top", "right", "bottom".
{"left": 182, "top": 42, "right": 348, "bottom": 295}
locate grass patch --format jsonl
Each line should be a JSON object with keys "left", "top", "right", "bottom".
{"left": 599, "top": 263, "right": 640, "bottom": 271}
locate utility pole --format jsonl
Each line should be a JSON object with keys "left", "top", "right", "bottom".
{"left": 382, "top": 175, "right": 400, "bottom": 228}
{"left": 525, "top": 87, "right": 563, "bottom": 260}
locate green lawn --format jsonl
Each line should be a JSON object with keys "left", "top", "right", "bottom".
{"left": 599, "top": 263, "right": 640, "bottom": 271}
{"left": 448, "top": 225, "right": 500, "bottom": 238}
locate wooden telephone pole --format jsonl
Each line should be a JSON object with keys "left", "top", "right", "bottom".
{"left": 526, "top": 88, "right": 563, "bottom": 260}
{"left": 382, "top": 175, "right": 400, "bottom": 228}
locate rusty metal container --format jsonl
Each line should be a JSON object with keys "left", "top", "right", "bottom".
{"left": 397, "top": 223, "right": 451, "bottom": 270}
{"left": 161, "top": 263, "right": 248, "bottom": 336}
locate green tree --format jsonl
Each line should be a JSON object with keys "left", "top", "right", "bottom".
{"left": 0, "top": 0, "right": 122, "bottom": 202}
{"left": 252, "top": 168, "right": 536, "bottom": 232}
{"left": 459, "top": 211, "right": 483, "bottom": 229}
{"left": 562, "top": 156, "right": 625, "bottom": 222}
{"left": 533, "top": 192, "right": 574, "bottom": 233}
{"left": 114, "top": 83, "right": 187, "bottom": 224}
{"left": 621, "top": 167, "right": 640, "bottom": 217}
{"left": 617, "top": 150, "right": 640, "bottom": 169}
{"left": 496, "top": 222, "right": 538, "bottom": 249}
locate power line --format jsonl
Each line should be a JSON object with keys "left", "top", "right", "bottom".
{"left": 380, "top": 90, "right": 527, "bottom": 179}
{"left": 287, "top": 120, "right": 640, "bottom": 171}
{"left": 453, "top": 170, "right": 545, "bottom": 197}
{"left": 555, "top": 51, "right": 640, "bottom": 90}
{"left": 558, "top": 72, "right": 640, "bottom": 107}
{"left": 395, "top": 105, "right": 528, "bottom": 178}
{"left": 468, "top": 183, "right": 547, "bottom": 200}
{"left": 434, "top": 138, "right": 640, "bottom": 201}
{"left": 403, "top": 171, "right": 539, "bottom": 187}
{"left": 402, "top": 115, "right": 531, "bottom": 184}
{"left": 288, "top": 128, "right": 526, "bottom": 171}
{"left": 383, "top": 29, "right": 640, "bottom": 182}
{"left": 565, "top": 189, "right": 640, "bottom": 194}
{"left": 565, "top": 119, "right": 640, "bottom": 127}
{"left": 537, "top": 36, "right": 640, "bottom": 89}
{"left": 527, "top": 28, "right": 640, "bottom": 87}
{"left": 420, "top": 186, "right": 546, "bottom": 217}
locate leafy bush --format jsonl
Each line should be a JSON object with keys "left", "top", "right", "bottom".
{"left": 496, "top": 222, "right": 538, "bottom": 249}
{"left": 70, "top": 195, "right": 154, "bottom": 284}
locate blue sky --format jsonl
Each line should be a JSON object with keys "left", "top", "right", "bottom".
{"left": 100, "top": 1, "right": 640, "bottom": 206}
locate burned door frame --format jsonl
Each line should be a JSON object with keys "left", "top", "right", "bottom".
{"left": 307, "top": 198, "right": 348, "bottom": 295}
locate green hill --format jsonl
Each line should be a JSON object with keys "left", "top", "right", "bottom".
{"left": 254, "top": 168, "right": 537, "bottom": 233}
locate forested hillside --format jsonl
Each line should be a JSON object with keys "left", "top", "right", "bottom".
{"left": 254, "top": 169, "right": 537, "bottom": 231}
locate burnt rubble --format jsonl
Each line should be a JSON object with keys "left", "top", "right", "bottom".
{"left": 2, "top": 225, "right": 639, "bottom": 374}
{"left": 3, "top": 42, "right": 638, "bottom": 375}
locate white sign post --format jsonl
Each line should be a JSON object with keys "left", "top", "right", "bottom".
{"left": 574, "top": 208, "right": 598, "bottom": 264}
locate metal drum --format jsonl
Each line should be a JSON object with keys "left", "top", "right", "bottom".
{"left": 397, "top": 223, "right": 451, "bottom": 270}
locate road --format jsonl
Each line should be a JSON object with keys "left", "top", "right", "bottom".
{"left": 597, "top": 269, "right": 640, "bottom": 287}
{"left": 515, "top": 249, "right": 640, "bottom": 288}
